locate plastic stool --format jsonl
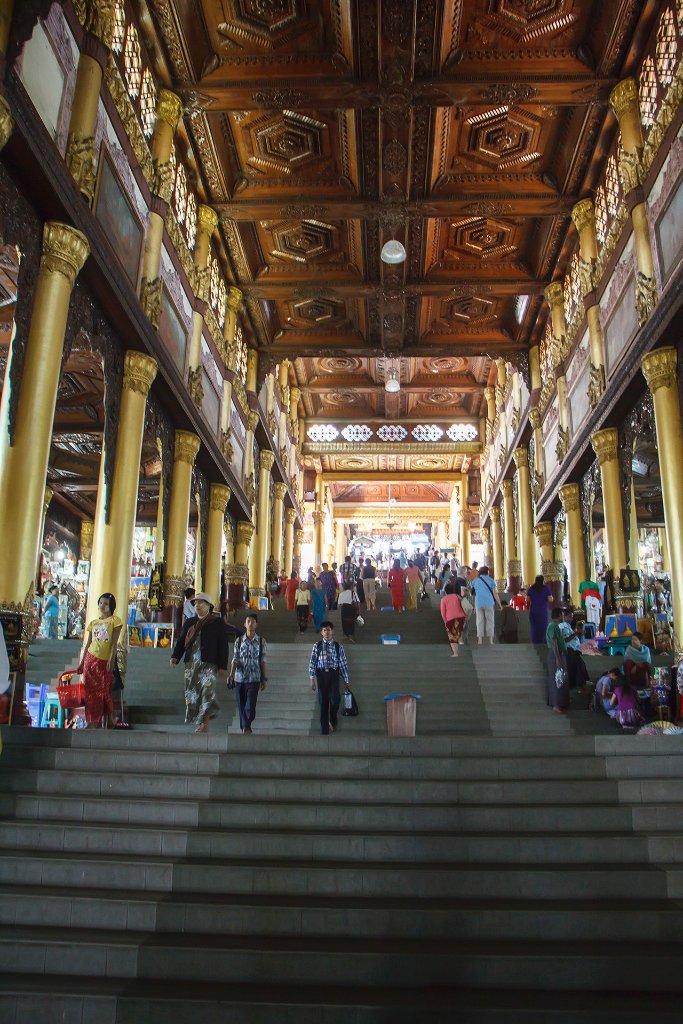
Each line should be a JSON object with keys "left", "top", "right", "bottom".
{"left": 40, "top": 694, "right": 65, "bottom": 728}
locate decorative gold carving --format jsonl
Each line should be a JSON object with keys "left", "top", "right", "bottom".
{"left": 192, "top": 265, "right": 210, "bottom": 302}
{"left": 226, "top": 286, "right": 242, "bottom": 315}
{"left": 641, "top": 59, "right": 683, "bottom": 179}
{"left": 618, "top": 148, "right": 643, "bottom": 194}
{"left": 490, "top": 505, "right": 500, "bottom": 523}
{"left": 501, "top": 479, "right": 514, "bottom": 498}
{"left": 156, "top": 89, "right": 183, "bottom": 131}
{"left": 510, "top": 407, "right": 520, "bottom": 436}
{"left": 123, "top": 351, "right": 157, "bottom": 396}
{"left": 174, "top": 430, "right": 201, "bottom": 465}
{"left": 232, "top": 377, "right": 248, "bottom": 416}
{"left": 608, "top": 78, "right": 639, "bottom": 121}
{"left": 84, "top": 0, "right": 116, "bottom": 48}
{"left": 559, "top": 483, "right": 581, "bottom": 514}
{"left": 529, "top": 408, "right": 541, "bottom": 430}
{"left": 578, "top": 255, "right": 595, "bottom": 298}
{"left": 210, "top": 484, "right": 231, "bottom": 513}
{"left": 141, "top": 276, "right": 162, "bottom": 328}
{"left": 571, "top": 198, "right": 595, "bottom": 233}
{"left": 220, "top": 429, "right": 234, "bottom": 464}
{"left": 0, "top": 95, "right": 14, "bottom": 152}
{"left": 295, "top": 527, "right": 305, "bottom": 545}
{"left": 260, "top": 450, "right": 275, "bottom": 472}
{"left": 535, "top": 521, "right": 553, "bottom": 548}
{"left": 543, "top": 281, "right": 564, "bottom": 310}
{"left": 79, "top": 518, "right": 94, "bottom": 560}
{"left": 188, "top": 366, "right": 204, "bottom": 408}
{"left": 312, "top": 509, "right": 326, "bottom": 525}
{"left": 587, "top": 363, "right": 606, "bottom": 409}
{"left": 40, "top": 222, "right": 90, "bottom": 287}
{"left": 512, "top": 447, "right": 528, "bottom": 471}
{"left": 591, "top": 427, "right": 619, "bottom": 466}
{"left": 165, "top": 209, "right": 195, "bottom": 282}
{"left": 635, "top": 272, "right": 657, "bottom": 326}
{"left": 273, "top": 482, "right": 287, "bottom": 500}
{"left": 237, "top": 521, "right": 255, "bottom": 546}
{"left": 197, "top": 204, "right": 219, "bottom": 239}
{"left": 226, "top": 562, "right": 249, "bottom": 584}
{"left": 531, "top": 469, "right": 544, "bottom": 503}
{"left": 163, "top": 574, "right": 185, "bottom": 605}
{"left": 104, "top": 57, "right": 154, "bottom": 187}
{"left": 285, "top": 507, "right": 297, "bottom": 525}
{"left": 555, "top": 425, "right": 569, "bottom": 464}
{"left": 541, "top": 559, "right": 565, "bottom": 582}
{"left": 267, "top": 410, "right": 277, "bottom": 437}
{"left": 247, "top": 411, "right": 260, "bottom": 433}
{"left": 153, "top": 157, "right": 175, "bottom": 203}
{"left": 244, "top": 472, "right": 256, "bottom": 505}
{"left": 642, "top": 347, "right": 678, "bottom": 394}
{"left": 279, "top": 445, "right": 288, "bottom": 466}
{"left": 507, "top": 558, "right": 522, "bottom": 576}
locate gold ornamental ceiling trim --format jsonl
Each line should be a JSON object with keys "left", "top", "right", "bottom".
{"left": 304, "top": 442, "right": 481, "bottom": 455}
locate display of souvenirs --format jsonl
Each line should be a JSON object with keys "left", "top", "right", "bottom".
{"left": 128, "top": 622, "right": 175, "bottom": 649}
{"left": 618, "top": 568, "right": 641, "bottom": 593}
{"left": 653, "top": 613, "right": 673, "bottom": 653}
{"left": 604, "top": 614, "right": 638, "bottom": 639}
{"left": 148, "top": 563, "right": 164, "bottom": 610}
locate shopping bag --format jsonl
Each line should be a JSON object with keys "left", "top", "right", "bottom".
{"left": 57, "top": 672, "right": 86, "bottom": 709}
{"left": 356, "top": 615, "right": 364, "bottom": 626}
{"left": 341, "top": 687, "right": 359, "bottom": 717}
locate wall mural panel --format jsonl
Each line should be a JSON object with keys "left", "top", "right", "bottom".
{"left": 158, "top": 285, "right": 188, "bottom": 377}
{"left": 94, "top": 149, "right": 144, "bottom": 288}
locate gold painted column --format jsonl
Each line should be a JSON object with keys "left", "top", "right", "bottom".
{"left": 529, "top": 408, "right": 544, "bottom": 501}
{"left": 79, "top": 518, "right": 94, "bottom": 560}
{"left": 501, "top": 479, "right": 520, "bottom": 593}
{"left": 495, "top": 358, "right": 508, "bottom": 452}
{"left": 278, "top": 360, "right": 290, "bottom": 463}
{"left": 87, "top": 352, "right": 158, "bottom": 622}
{"left": 641, "top": 348, "right": 683, "bottom": 643}
{"left": 293, "top": 526, "right": 304, "bottom": 575}
{"left": 490, "top": 505, "right": 504, "bottom": 591}
{"left": 480, "top": 525, "right": 491, "bottom": 570}
{"left": 513, "top": 447, "right": 539, "bottom": 586}
{"left": 140, "top": 89, "right": 183, "bottom": 326}
{"left": 529, "top": 345, "right": 541, "bottom": 393}
{"left": 334, "top": 519, "right": 346, "bottom": 566}
{"left": 0, "top": 0, "right": 13, "bottom": 56}
{"left": 284, "top": 507, "right": 296, "bottom": 577}
{"left": 484, "top": 385, "right": 496, "bottom": 443}
{"left": 227, "top": 521, "right": 252, "bottom": 611}
{"left": 0, "top": 223, "right": 88, "bottom": 713}
{"left": 204, "top": 484, "right": 230, "bottom": 606}
{"left": 436, "top": 520, "right": 448, "bottom": 550}
{"left": 271, "top": 481, "right": 286, "bottom": 576}
{"left": 628, "top": 478, "right": 639, "bottom": 570}
{"left": 220, "top": 288, "right": 242, "bottom": 462}
{"left": 559, "top": 483, "right": 588, "bottom": 607}
{"left": 163, "top": 431, "right": 201, "bottom": 609}
{"left": 535, "top": 519, "right": 563, "bottom": 605}
{"left": 659, "top": 529, "right": 670, "bottom": 573}
{"left": 609, "top": 79, "right": 657, "bottom": 325}
{"left": 154, "top": 440, "right": 165, "bottom": 564}
{"left": 460, "top": 509, "right": 472, "bottom": 566}
{"left": 187, "top": 205, "right": 219, "bottom": 407}
{"left": 243, "top": 410, "right": 259, "bottom": 511}
{"left": 65, "top": 1, "right": 115, "bottom": 200}
{"left": 312, "top": 510, "right": 326, "bottom": 571}
{"left": 591, "top": 428, "right": 627, "bottom": 574}
{"left": 544, "top": 282, "right": 570, "bottom": 464}
{"left": 572, "top": 198, "right": 606, "bottom": 408}
{"left": 250, "top": 450, "right": 274, "bottom": 597}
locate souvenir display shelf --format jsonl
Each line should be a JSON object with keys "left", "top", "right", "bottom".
{"left": 128, "top": 622, "right": 175, "bottom": 649}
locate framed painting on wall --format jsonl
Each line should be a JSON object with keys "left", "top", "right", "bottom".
{"left": 94, "top": 146, "right": 144, "bottom": 288}
{"left": 158, "top": 285, "right": 188, "bottom": 377}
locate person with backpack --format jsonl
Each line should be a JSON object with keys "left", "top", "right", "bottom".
{"left": 308, "top": 621, "right": 351, "bottom": 735}
{"left": 228, "top": 612, "right": 267, "bottom": 734}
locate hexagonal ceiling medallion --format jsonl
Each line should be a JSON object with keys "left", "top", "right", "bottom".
{"left": 271, "top": 219, "right": 337, "bottom": 263}
{"left": 492, "top": 0, "right": 576, "bottom": 41}
{"left": 220, "top": 1, "right": 308, "bottom": 48}
{"left": 291, "top": 298, "right": 345, "bottom": 323}
{"left": 465, "top": 107, "right": 542, "bottom": 169}
{"left": 446, "top": 217, "right": 517, "bottom": 261}
{"left": 446, "top": 296, "right": 495, "bottom": 322}
{"left": 248, "top": 112, "right": 326, "bottom": 174}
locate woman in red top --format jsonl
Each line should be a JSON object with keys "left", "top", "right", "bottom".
{"left": 285, "top": 569, "right": 299, "bottom": 612}
{"left": 440, "top": 583, "right": 466, "bottom": 656}
{"left": 387, "top": 559, "right": 406, "bottom": 613}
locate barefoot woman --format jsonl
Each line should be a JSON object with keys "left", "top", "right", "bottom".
{"left": 170, "top": 592, "right": 230, "bottom": 732}
{"left": 78, "top": 593, "right": 122, "bottom": 728}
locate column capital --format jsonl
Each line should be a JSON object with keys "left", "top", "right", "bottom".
{"left": 260, "top": 450, "right": 275, "bottom": 472}
{"left": 501, "top": 479, "right": 514, "bottom": 498}
{"left": 512, "top": 446, "right": 529, "bottom": 471}
{"left": 642, "top": 347, "right": 678, "bottom": 394}
{"left": 559, "top": 482, "right": 581, "bottom": 513}
{"left": 156, "top": 89, "right": 183, "bottom": 131}
{"left": 484, "top": 385, "right": 496, "bottom": 403}
{"left": 285, "top": 507, "right": 297, "bottom": 525}
{"left": 83, "top": 0, "right": 116, "bottom": 49}
{"left": 236, "top": 521, "right": 255, "bottom": 546}
{"left": 273, "top": 482, "right": 287, "bottom": 500}
{"left": 197, "top": 204, "right": 219, "bottom": 238}
{"left": 123, "top": 351, "right": 158, "bottom": 396}
{"left": 534, "top": 520, "right": 554, "bottom": 547}
{"left": 591, "top": 427, "right": 619, "bottom": 466}
{"left": 571, "top": 198, "right": 595, "bottom": 233}
{"left": 41, "top": 222, "right": 90, "bottom": 288}
{"left": 295, "top": 527, "right": 305, "bottom": 543}
{"left": 609, "top": 77, "right": 638, "bottom": 121}
{"left": 460, "top": 508, "right": 473, "bottom": 525}
{"left": 209, "top": 483, "right": 231, "bottom": 513}
{"left": 226, "top": 286, "right": 242, "bottom": 313}
{"left": 543, "top": 281, "right": 564, "bottom": 309}
{"left": 490, "top": 505, "right": 501, "bottom": 523}
{"left": 174, "top": 430, "right": 201, "bottom": 465}
{"left": 312, "top": 509, "right": 326, "bottom": 525}
{"left": 247, "top": 410, "right": 260, "bottom": 432}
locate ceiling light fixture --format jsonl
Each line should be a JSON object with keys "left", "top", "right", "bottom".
{"left": 385, "top": 369, "right": 401, "bottom": 393}
{"left": 380, "top": 239, "right": 407, "bottom": 264}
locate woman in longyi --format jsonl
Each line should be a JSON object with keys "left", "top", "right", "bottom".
{"left": 77, "top": 592, "right": 122, "bottom": 728}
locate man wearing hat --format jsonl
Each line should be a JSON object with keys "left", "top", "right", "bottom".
{"left": 170, "top": 592, "right": 243, "bottom": 732}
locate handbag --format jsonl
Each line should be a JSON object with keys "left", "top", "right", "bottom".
{"left": 460, "top": 595, "right": 473, "bottom": 616}
{"left": 356, "top": 615, "right": 364, "bottom": 626}
{"left": 341, "top": 687, "right": 359, "bottom": 717}
{"left": 57, "top": 671, "right": 86, "bottom": 709}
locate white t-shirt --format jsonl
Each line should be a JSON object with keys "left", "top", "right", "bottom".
{"left": 338, "top": 590, "right": 356, "bottom": 606}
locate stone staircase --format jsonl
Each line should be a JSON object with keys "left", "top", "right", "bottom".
{"left": 1, "top": 726, "right": 683, "bottom": 1020}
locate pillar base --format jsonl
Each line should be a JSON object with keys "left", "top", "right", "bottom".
{"left": 226, "top": 564, "right": 248, "bottom": 612}
{"left": 542, "top": 560, "right": 565, "bottom": 607}
{"left": 507, "top": 559, "right": 522, "bottom": 595}
{"left": 613, "top": 587, "right": 642, "bottom": 616}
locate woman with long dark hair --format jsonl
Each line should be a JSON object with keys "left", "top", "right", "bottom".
{"left": 77, "top": 592, "right": 122, "bottom": 728}
{"left": 527, "top": 574, "right": 553, "bottom": 644}
{"left": 610, "top": 673, "right": 645, "bottom": 729}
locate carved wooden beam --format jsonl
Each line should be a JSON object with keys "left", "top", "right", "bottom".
{"left": 217, "top": 195, "right": 577, "bottom": 221}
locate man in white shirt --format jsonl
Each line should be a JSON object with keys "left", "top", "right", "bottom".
{"left": 183, "top": 588, "right": 196, "bottom": 622}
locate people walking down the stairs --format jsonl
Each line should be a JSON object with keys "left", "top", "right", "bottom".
{"left": 471, "top": 567, "right": 502, "bottom": 646}
{"left": 285, "top": 570, "right": 299, "bottom": 612}
{"left": 510, "top": 588, "right": 527, "bottom": 611}
{"left": 338, "top": 582, "right": 358, "bottom": 641}
{"left": 559, "top": 608, "right": 591, "bottom": 690}
{"left": 309, "top": 621, "right": 350, "bottom": 734}
{"left": 295, "top": 580, "right": 311, "bottom": 633}
{"left": 340, "top": 555, "right": 358, "bottom": 589}
{"left": 183, "top": 587, "right": 196, "bottom": 622}
{"left": 361, "top": 558, "right": 377, "bottom": 610}
{"left": 319, "top": 563, "right": 338, "bottom": 614}
{"left": 429, "top": 551, "right": 440, "bottom": 583}
{"left": 170, "top": 592, "right": 236, "bottom": 733}
{"left": 42, "top": 584, "right": 60, "bottom": 639}
{"left": 527, "top": 575, "right": 553, "bottom": 644}
{"left": 466, "top": 562, "right": 479, "bottom": 582}
{"left": 311, "top": 578, "right": 327, "bottom": 633}
{"left": 440, "top": 582, "right": 467, "bottom": 657}
{"left": 405, "top": 560, "right": 421, "bottom": 610}
{"left": 229, "top": 613, "right": 267, "bottom": 735}
{"left": 77, "top": 593, "right": 122, "bottom": 729}
{"left": 546, "top": 607, "right": 570, "bottom": 714}
{"left": 623, "top": 632, "right": 653, "bottom": 689}
{"left": 388, "top": 559, "right": 406, "bottom": 612}
{"left": 610, "top": 673, "right": 645, "bottom": 729}
{"left": 499, "top": 599, "right": 518, "bottom": 643}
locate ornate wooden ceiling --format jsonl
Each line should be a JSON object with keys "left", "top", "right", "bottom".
{"left": 137, "top": 0, "right": 650, "bottom": 427}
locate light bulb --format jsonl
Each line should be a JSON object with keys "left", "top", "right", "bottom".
{"left": 380, "top": 239, "right": 407, "bottom": 264}
{"left": 385, "top": 372, "right": 400, "bottom": 393}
